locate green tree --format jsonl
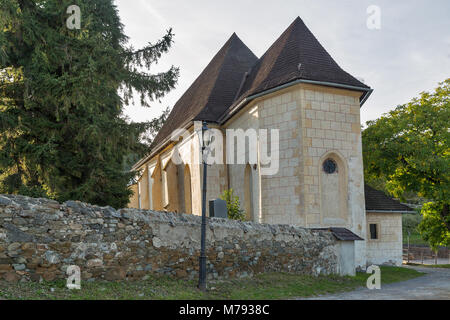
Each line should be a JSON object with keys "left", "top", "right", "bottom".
{"left": 220, "top": 189, "right": 246, "bottom": 221}
{"left": 141, "top": 106, "right": 171, "bottom": 146}
{"left": 0, "top": 0, "right": 179, "bottom": 208}
{"left": 418, "top": 202, "right": 450, "bottom": 250}
{"left": 362, "top": 79, "right": 450, "bottom": 250}
{"left": 122, "top": 107, "right": 171, "bottom": 173}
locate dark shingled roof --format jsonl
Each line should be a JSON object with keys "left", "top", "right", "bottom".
{"left": 365, "top": 184, "right": 415, "bottom": 213}
{"left": 234, "top": 17, "right": 369, "bottom": 104}
{"left": 142, "top": 17, "right": 371, "bottom": 161}
{"left": 149, "top": 33, "right": 258, "bottom": 153}
{"left": 312, "top": 227, "right": 364, "bottom": 241}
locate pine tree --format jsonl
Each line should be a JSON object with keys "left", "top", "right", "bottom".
{"left": 0, "top": 0, "right": 179, "bottom": 208}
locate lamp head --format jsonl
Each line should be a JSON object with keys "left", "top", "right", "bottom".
{"left": 201, "top": 121, "right": 212, "bottom": 148}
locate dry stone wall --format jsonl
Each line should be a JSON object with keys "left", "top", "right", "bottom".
{"left": 0, "top": 194, "right": 339, "bottom": 283}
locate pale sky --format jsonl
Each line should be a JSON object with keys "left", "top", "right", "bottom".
{"left": 116, "top": 0, "right": 450, "bottom": 126}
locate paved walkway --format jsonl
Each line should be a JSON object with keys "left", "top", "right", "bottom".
{"left": 302, "top": 266, "right": 450, "bottom": 300}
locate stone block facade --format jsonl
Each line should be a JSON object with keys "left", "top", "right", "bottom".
{"left": 223, "top": 83, "right": 367, "bottom": 268}
{"left": 366, "top": 212, "right": 403, "bottom": 266}
{"left": 130, "top": 83, "right": 368, "bottom": 269}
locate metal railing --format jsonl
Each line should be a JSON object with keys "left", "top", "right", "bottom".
{"left": 403, "top": 245, "right": 450, "bottom": 265}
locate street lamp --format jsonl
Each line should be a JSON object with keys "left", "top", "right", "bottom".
{"left": 198, "top": 121, "right": 211, "bottom": 291}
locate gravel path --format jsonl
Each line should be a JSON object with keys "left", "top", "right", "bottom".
{"left": 301, "top": 266, "right": 450, "bottom": 300}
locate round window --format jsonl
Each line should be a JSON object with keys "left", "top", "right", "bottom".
{"left": 323, "top": 159, "right": 337, "bottom": 174}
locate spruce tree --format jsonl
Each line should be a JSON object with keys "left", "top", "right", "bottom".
{"left": 0, "top": 0, "right": 179, "bottom": 208}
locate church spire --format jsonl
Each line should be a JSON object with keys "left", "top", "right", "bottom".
{"left": 237, "top": 17, "right": 370, "bottom": 102}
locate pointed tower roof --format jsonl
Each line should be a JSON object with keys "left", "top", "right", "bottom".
{"left": 221, "top": 17, "right": 371, "bottom": 122}
{"left": 135, "top": 17, "right": 373, "bottom": 167}
{"left": 149, "top": 33, "right": 257, "bottom": 152}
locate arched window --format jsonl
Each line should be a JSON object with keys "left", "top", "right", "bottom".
{"left": 163, "top": 159, "right": 180, "bottom": 212}
{"left": 244, "top": 164, "right": 254, "bottom": 221}
{"left": 320, "top": 152, "right": 348, "bottom": 225}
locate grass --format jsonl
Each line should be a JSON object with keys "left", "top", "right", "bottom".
{"left": 0, "top": 266, "right": 423, "bottom": 300}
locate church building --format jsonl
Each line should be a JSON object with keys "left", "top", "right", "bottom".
{"left": 129, "top": 17, "right": 412, "bottom": 269}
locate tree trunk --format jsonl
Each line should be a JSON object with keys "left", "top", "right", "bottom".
{"left": 441, "top": 203, "right": 449, "bottom": 230}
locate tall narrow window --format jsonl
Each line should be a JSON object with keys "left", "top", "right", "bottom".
{"left": 370, "top": 224, "right": 378, "bottom": 239}
{"left": 320, "top": 153, "right": 348, "bottom": 225}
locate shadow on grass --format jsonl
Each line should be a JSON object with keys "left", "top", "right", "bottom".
{"left": 0, "top": 266, "right": 424, "bottom": 300}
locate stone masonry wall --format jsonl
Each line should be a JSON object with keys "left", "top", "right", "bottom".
{"left": 0, "top": 194, "right": 339, "bottom": 283}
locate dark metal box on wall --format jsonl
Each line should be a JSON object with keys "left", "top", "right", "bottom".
{"left": 209, "top": 199, "right": 228, "bottom": 219}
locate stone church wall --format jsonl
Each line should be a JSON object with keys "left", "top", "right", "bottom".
{"left": 129, "top": 83, "right": 368, "bottom": 269}
{"left": 223, "top": 83, "right": 367, "bottom": 269}
{"left": 298, "top": 84, "right": 367, "bottom": 268}
{"left": 0, "top": 194, "right": 340, "bottom": 283}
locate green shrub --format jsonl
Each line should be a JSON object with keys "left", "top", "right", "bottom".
{"left": 418, "top": 202, "right": 450, "bottom": 251}
{"left": 220, "top": 189, "right": 246, "bottom": 221}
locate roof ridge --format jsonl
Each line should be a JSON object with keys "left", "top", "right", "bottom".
{"left": 233, "top": 70, "right": 250, "bottom": 102}
{"left": 217, "top": 17, "right": 371, "bottom": 124}
{"left": 203, "top": 33, "right": 248, "bottom": 107}
{"left": 196, "top": 34, "right": 257, "bottom": 121}
{"left": 257, "top": 16, "right": 304, "bottom": 61}
{"left": 147, "top": 33, "right": 257, "bottom": 155}
{"left": 138, "top": 17, "right": 373, "bottom": 162}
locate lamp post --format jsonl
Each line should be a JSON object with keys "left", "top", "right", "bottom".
{"left": 198, "top": 121, "right": 210, "bottom": 291}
